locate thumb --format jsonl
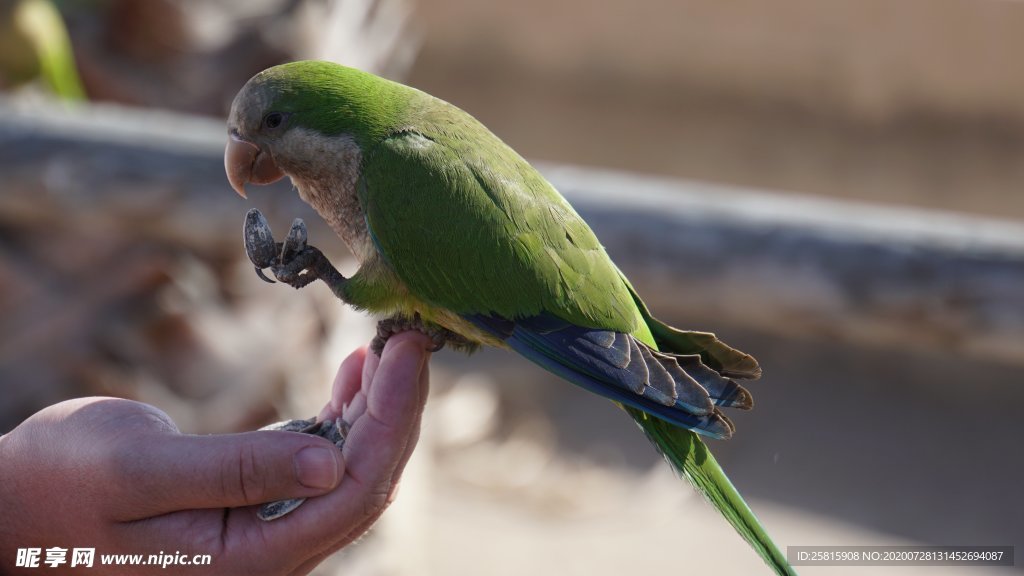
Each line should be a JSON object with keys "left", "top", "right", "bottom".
{"left": 110, "top": 429, "right": 345, "bottom": 520}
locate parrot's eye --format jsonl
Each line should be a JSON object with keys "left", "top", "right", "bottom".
{"left": 263, "top": 112, "right": 285, "bottom": 129}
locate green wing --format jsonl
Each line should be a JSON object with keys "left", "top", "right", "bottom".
{"left": 359, "top": 118, "right": 643, "bottom": 336}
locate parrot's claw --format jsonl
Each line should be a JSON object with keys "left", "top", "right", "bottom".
{"left": 370, "top": 314, "right": 474, "bottom": 356}
{"left": 242, "top": 209, "right": 348, "bottom": 296}
{"left": 256, "top": 416, "right": 349, "bottom": 522}
{"left": 254, "top": 267, "right": 276, "bottom": 284}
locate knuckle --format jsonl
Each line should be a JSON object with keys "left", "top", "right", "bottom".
{"left": 224, "top": 442, "right": 269, "bottom": 505}
{"left": 95, "top": 443, "right": 131, "bottom": 493}
{"left": 361, "top": 479, "right": 394, "bottom": 519}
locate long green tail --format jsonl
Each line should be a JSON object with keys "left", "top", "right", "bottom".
{"left": 627, "top": 406, "right": 796, "bottom": 575}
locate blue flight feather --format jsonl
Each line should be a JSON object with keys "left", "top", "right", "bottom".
{"left": 469, "top": 314, "right": 735, "bottom": 439}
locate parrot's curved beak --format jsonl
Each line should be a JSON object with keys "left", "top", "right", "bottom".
{"left": 225, "top": 131, "right": 285, "bottom": 198}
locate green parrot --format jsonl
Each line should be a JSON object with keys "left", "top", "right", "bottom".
{"left": 225, "top": 60, "right": 795, "bottom": 575}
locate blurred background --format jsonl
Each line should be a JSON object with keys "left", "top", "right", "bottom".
{"left": 1, "top": 0, "right": 1022, "bottom": 574}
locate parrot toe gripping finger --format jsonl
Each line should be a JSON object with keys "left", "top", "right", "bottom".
{"left": 256, "top": 416, "right": 349, "bottom": 521}
{"left": 370, "top": 314, "right": 472, "bottom": 356}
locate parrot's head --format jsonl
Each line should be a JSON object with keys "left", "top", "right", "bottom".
{"left": 225, "top": 60, "right": 408, "bottom": 197}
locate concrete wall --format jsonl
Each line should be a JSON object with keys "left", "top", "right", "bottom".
{"left": 407, "top": 1, "right": 1024, "bottom": 219}
{"left": 414, "top": 0, "right": 1024, "bottom": 123}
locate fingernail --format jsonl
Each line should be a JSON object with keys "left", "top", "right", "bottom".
{"left": 294, "top": 446, "right": 341, "bottom": 490}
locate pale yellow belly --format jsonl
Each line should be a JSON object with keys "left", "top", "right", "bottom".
{"left": 381, "top": 296, "right": 510, "bottom": 350}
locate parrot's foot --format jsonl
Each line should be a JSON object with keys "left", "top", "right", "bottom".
{"left": 370, "top": 314, "right": 473, "bottom": 356}
{"left": 256, "top": 416, "right": 349, "bottom": 522}
{"left": 243, "top": 208, "right": 348, "bottom": 295}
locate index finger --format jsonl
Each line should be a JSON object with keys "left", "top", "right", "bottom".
{"left": 341, "top": 330, "right": 431, "bottom": 493}
{"left": 263, "top": 331, "right": 432, "bottom": 550}
{"left": 319, "top": 345, "right": 369, "bottom": 421}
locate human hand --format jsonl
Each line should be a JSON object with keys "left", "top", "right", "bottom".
{"left": 0, "top": 331, "right": 432, "bottom": 575}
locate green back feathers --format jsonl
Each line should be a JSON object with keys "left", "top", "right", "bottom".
{"left": 364, "top": 132, "right": 661, "bottom": 338}
{"left": 360, "top": 125, "right": 648, "bottom": 335}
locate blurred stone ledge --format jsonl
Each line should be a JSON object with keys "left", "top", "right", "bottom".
{"left": 2, "top": 97, "right": 1023, "bottom": 366}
